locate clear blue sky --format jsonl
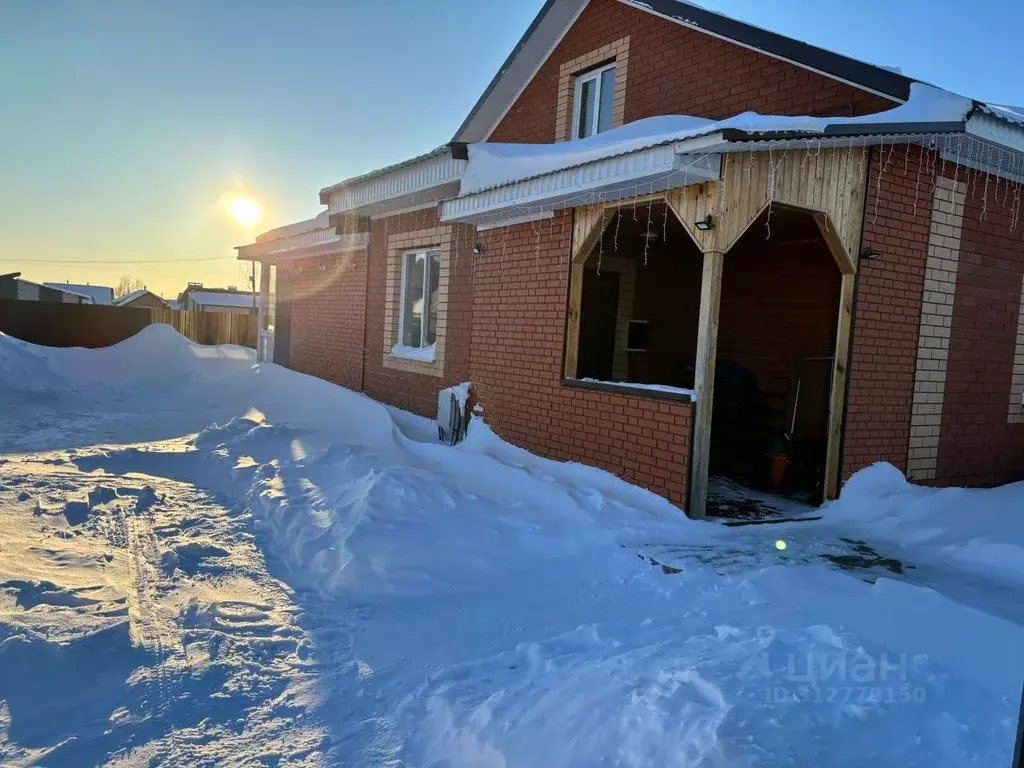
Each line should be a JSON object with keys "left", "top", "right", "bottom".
{"left": 2, "top": 0, "right": 1022, "bottom": 296}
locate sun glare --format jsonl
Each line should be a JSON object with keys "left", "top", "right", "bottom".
{"left": 219, "top": 191, "right": 264, "bottom": 229}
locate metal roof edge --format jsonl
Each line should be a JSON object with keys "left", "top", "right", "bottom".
{"left": 318, "top": 145, "right": 453, "bottom": 202}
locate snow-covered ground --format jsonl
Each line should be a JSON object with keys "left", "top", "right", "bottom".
{"left": 0, "top": 326, "right": 1021, "bottom": 767}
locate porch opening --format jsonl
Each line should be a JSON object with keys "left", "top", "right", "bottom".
{"left": 711, "top": 205, "right": 842, "bottom": 505}
{"left": 573, "top": 202, "right": 704, "bottom": 391}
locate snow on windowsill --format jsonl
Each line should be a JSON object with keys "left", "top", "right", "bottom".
{"left": 566, "top": 377, "right": 697, "bottom": 402}
{"left": 391, "top": 343, "right": 437, "bottom": 363}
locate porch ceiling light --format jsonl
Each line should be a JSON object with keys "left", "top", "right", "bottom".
{"left": 860, "top": 248, "right": 881, "bottom": 260}
{"left": 695, "top": 214, "right": 715, "bottom": 232}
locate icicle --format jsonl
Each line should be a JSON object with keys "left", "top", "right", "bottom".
{"left": 662, "top": 196, "right": 669, "bottom": 243}
{"left": 643, "top": 195, "right": 654, "bottom": 266}
{"left": 532, "top": 216, "right": 541, "bottom": 268}
{"left": 872, "top": 141, "right": 884, "bottom": 224}
{"left": 501, "top": 219, "right": 509, "bottom": 265}
{"left": 1002, "top": 151, "right": 1014, "bottom": 208}
{"left": 614, "top": 204, "right": 622, "bottom": 252}
{"left": 968, "top": 148, "right": 979, "bottom": 202}
{"left": 982, "top": 169, "right": 991, "bottom": 222}
{"left": 952, "top": 134, "right": 964, "bottom": 194}
{"left": 799, "top": 141, "right": 811, "bottom": 189}
{"left": 873, "top": 137, "right": 897, "bottom": 225}
{"left": 1012, "top": 154, "right": 1022, "bottom": 231}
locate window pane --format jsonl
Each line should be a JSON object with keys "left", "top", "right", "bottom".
{"left": 576, "top": 77, "right": 596, "bottom": 138}
{"left": 402, "top": 252, "right": 426, "bottom": 347}
{"left": 425, "top": 251, "right": 440, "bottom": 346}
{"left": 598, "top": 67, "right": 616, "bottom": 133}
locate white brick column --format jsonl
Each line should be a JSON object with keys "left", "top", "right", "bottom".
{"left": 907, "top": 176, "right": 966, "bottom": 481}
{"left": 1009, "top": 274, "right": 1024, "bottom": 424}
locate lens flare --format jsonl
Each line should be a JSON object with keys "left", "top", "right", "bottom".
{"left": 775, "top": 539, "right": 787, "bottom": 551}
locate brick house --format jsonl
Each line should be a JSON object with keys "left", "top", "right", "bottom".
{"left": 238, "top": 0, "right": 1024, "bottom": 518}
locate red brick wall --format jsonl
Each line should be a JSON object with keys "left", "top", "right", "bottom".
{"left": 842, "top": 147, "right": 935, "bottom": 479}
{"left": 363, "top": 208, "right": 475, "bottom": 417}
{"left": 490, "top": 0, "right": 895, "bottom": 144}
{"left": 937, "top": 172, "right": 1024, "bottom": 485}
{"left": 471, "top": 212, "right": 692, "bottom": 507}
{"left": 281, "top": 251, "right": 367, "bottom": 392}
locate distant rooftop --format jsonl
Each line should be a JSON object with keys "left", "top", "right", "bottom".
{"left": 43, "top": 282, "right": 114, "bottom": 305}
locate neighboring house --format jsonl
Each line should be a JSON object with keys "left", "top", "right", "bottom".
{"left": 43, "top": 282, "right": 114, "bottom": 305}
{"left": 238, "top": 0, "right": 1024, "bottom": 518}
{"left": 176, "top": 283, "right": 259, "bottom": 315}
{"left": 1, "top": 273, "right": 93, "bottom": 303}
{"left": 113, "top": 289, "right": 170, "bottom": 310}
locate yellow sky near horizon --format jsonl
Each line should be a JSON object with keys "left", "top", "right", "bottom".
{"left": 1, "top": 190, "right": 294, "bottom": 300}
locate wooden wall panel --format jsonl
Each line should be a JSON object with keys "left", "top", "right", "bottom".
{"left": 667, "top": 146, "right": 869, "bottom": 269}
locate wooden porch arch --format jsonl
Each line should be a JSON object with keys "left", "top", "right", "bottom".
{"left": 564, "top": 147, "right": 869, "bottom": 518}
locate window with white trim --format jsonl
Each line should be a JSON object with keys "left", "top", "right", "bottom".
{"left": 572, "top": 63, "right": 616, "bottom": 140}
{"left": 398, "top": 249, "right": 441, "bottom": 351}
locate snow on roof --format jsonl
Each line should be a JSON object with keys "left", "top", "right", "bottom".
{"left": 255, "top": 211, "right": 332, "bottom": 243}
{"left": 319, "top": 145, "right": 452, "bottom": 198}
{"left": 188, "top": 290, "right": 259, "bottom": 309}
{"left": 21, "top": 279, "right": 94, "bottom": 302}
{"left": 112, "top": 289, "right": 164, "bottom": 307}
{"left": 43, "top": 283, "right": 114, "bottom": 305}
{"left": 980, "top": 103, "right": 1024, "bottom": 127}
{"left": 460, "top": 83, "right": 973, "bottom": 195}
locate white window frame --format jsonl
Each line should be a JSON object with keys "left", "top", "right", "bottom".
{"left": 396, "top": 248, "right": 440, "bottom": 354}
{"left": 571, "top": 62, "right": 616, "bottom": 140}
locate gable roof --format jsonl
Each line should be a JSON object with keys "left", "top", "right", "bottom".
{"left": 113, "top": 289, "right": 168, "bottom": 308}
{"left": 452, "top": 0, "right": 918, "bottom": 144}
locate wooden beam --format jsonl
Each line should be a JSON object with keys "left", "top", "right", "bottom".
{"left": 824, "top": 272, "right": 855, "bottom": 499}
{"left": 564, "top": 206, "right": 612, "bottom": 378}
{"left": 813, "top": 211, "right": 856, "bottom": 275}
{"left": 563, "top": 263, "right": 584, "bottom": 378}
{"left": 688, "top": 250, "right": 725, "bottom": 520}
{"left": 571, "top": 205, "right": 608, "bottom": 265}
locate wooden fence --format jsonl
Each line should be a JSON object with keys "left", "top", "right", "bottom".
{"left": 150, "top": 308, "right": 257, "bottom": 348}
{"left": 0, "top": 298, "right": 257, "bottom": 349}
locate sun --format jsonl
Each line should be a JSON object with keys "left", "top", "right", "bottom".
{"left": 218, "top": 191, "right": 264, "bottom": 230}
{"left": 227, "top": 194, "right": 264, "bottom": 229}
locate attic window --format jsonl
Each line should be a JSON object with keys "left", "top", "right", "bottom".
{"left": 572, "top": 63, "right": 616, "bottom": 139}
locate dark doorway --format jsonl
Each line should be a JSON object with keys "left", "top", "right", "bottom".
{"left": 577, "top": 270, "right": 619, "bottom": 380}
{"left": 712, "top": 206, "right": 842, "bottom": 503}
{"left": 274, "top": 272, "right": 292, "bottom": 368}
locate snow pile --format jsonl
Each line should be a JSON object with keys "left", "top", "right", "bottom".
{"left": 0, "top": 332, "right": 74, "bottom": 397}
{"left": 827, "top": 463, "right": 1024, "bottom": 585}
{"left": 0, "top": 324, "right": 253, "bottom": 398}
{"left": 461, "top": 82, "right": 973, "bottom": 194}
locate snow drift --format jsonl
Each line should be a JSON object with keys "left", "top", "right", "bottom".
{"left": 827, "top": 462, "right": 1024, "bottom": 585}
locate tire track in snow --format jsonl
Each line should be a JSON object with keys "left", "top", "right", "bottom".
{"left": 119, "top": 492, "right": 186, "bottom": 765}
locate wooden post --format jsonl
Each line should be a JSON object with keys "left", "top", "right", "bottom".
{"left": 689, "top": 249, "right": 724, "bottom": 520}
{"left": 824, "top": 271, "right": 855, "bottom": 499}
